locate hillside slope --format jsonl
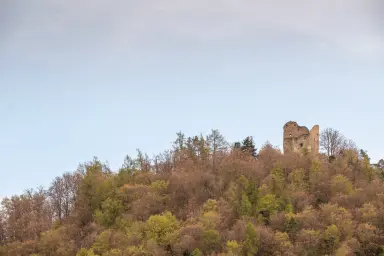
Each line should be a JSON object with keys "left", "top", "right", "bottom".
{"left": 1, "top": 130, "right": 384, "bottom": 256}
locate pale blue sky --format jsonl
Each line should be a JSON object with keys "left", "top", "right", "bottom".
{"left": 0, "top": 0, "right": 383, "bottom": 197}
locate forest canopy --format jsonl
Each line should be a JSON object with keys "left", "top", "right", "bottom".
{"left": 0, "top": 128, "right": 384, "bottom": 256}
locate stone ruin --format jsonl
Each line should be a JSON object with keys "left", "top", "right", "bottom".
{"left": 283, "top": 121, "right": 319, "bottom": 155}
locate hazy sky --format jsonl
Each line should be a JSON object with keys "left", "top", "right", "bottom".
{"left": 0, "top": 0, "right": 383, "bottom": 197}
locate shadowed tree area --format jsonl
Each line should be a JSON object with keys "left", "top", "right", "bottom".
{"left": 0, "top": 128, "right": 384, "bottom": 256}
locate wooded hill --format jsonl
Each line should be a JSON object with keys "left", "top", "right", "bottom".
{"left": 0, "top": 129, "right": 384, "bottom": 256}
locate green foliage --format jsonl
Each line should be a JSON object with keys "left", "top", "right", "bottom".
{"left": 191, "top": 248, "right": 202, "bottom": 256}
{"left": 145, "top": 211, "right": 180, "bottom": 246}
{"left": 94, "top": 198, "right": 123, "bottom": 227}
{"left": 235, "top": 176, "right": 259, "bottom": 217}
{"left": 200, "top": 211, "right": 220, "bottom": 229}
{"left": 362, "top": 153, "right": 374, "bottom": 181}
{"left": 285, "top": 203, "right": 294, "bottom": 213}
{"left": 311, "top": 160, "right": 321, "bottom": 173}
{"left": 202, "top": 229, "right": 220, "bottom": 253}
{"left": 275, "top": 231, "right": 294, "bottom": 252}
{"left": 103, "top": 249, "right": 122, "bottom": 256}
{"left": 288, "top": 169, "right": 308, "bottom": 191}
{"left": 233, "top": 142, "right": 241, "bottom": 149}
{"left": 244, "top": 180, "right": 259, "bottom": 208}
{"left": 270, "top": 167, "right": 285, "bottom": 196}
{"left": 226, "top": 240, "right": 241, "bottom": 255}
{"left": 125, "top": 245, "right": 150, "bottom": 256}
{"left": 77, "top": 248, "right": 97, "bottom": 256}
{"left": 150, "top": 180, "right": 169, "bottom": 194}
{"left": 284, "top": 213, "right": 300, "bottom": 235}
{"left": 91, "top": 229, "right": 129, "bottom": 255}
{"left": 238, "top": 192, "right": 252, "bottom": 217}
{"left": 323, "top": 224, "right": 341, "bottom": 254}
{"left": 240, "top": 136, "right": 257, "bottom": 157}
{"left": 116, "top": 159, "right": 136, "bottom": 186}
{"left": 202, "top": 199, "right": 218, "bottom": 213}
{"left": 174, "top": 131, "right": 186, "bottom": 151}
{"left": 76, "top": 159, "right": 116, "bottom": 225}
{"left": 360, "top": 149, "right": 370, "bottom": 161}
{"left": 256, "top": 194, "right": 279, "bottom": 215}
{"left": 331, "top": 175, "right": 353, "bottom": 195}
{"left": 242, "top": 222, "right": 259, "bottom": 256}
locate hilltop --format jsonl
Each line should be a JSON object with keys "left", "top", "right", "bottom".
{"left": 0, "top": 128, "right": 384, "bottom": 256}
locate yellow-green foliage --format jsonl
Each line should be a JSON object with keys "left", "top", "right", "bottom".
{"left": 150, "top": 180, "right": 169, "bottom": 194}
{"left": 199, "top": 211, "right": 220, "bottom": 229}
{"left": 226, "top": 240, "right": 241, "bottom": 254}
{"left": 323, "top": 224, "right": 341, "bottom": 253}
{"left": 145, "top": 211, "right": 180, "bottom": 245}
{"left": 256, "top": 194, "right": 280, "bottom": 214}
{"left": 125, "top": 245, "right": 151, "bottom": 256}
{"left": 362, "top": 153, "right": 374, "bottom": 181}
{"left": 91, "top": 230, "right": 129, "bottom": 255}
{"left": 94, "top": 198, "right": 123, "bottom": 227}
{"left": 77, "top": 248, "right": 97, "bottom": 256}
{"left": 202, "top": 229, "right": 221, "bottom": 253}
{"left": 242, "top": 222, "right": 259, "bottom": 256}
{"left": 288, "top": 169, "right": 308, "bottom": 191}
{"left": 258, "top": 184, "right": 270, "bottom": 196}
{"left": 238, "top": 192, "right": 252, "bottom": 217}
{"left": 270, "top": 167, "right": 285, "bottom": 196}
{"left": 331, "top": 175, "right": 353, "bottom": 195}
{"left": 103, "top": 249, "right": 123, "bottom": 256}
{"left": 275, "top": 231, "right": 294, "bottom": 252}
{"left": 191, "top": 248, "right": 202, "bottom": 256}
{"left": 284, "top": 212, "right": 299, "bottom": 234}
{"left": 202, "top": 199, "right": 218, "bottom": 213}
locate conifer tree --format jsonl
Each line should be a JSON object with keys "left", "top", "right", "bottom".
{"left": 241, "top": 136, "right": 257, "bottom": 157}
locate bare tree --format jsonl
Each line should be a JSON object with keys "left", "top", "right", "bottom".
{"left": 49, "top": 177, "right": 64, "bottom": 222}
{"left": 320, "top": 128, "right": 347, "bottom": 157}
{"left": 136, "top": 149, "right": 151, "bottom": 172}
{"left": 153, "top": 150, "right": 173, "bottom": 173}
{"left": 0, "top": 188, "right": 52, "bottom": 243}
{"left": 28, "top": 187, "right": 52, "bottom": 240}
{"left": 48, "top": 171, "right": 82, "bottom": 222}
{"left": 207, "top": 129, "right": 228, "bottom": 170}
{"left": 342, "top": 139, "right": 358, "bottom": 151}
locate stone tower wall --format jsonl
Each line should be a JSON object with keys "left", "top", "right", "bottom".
{"left": 283, "top": 121, "right": 319, "bottom": 155}
{"left": 309, "top": 125, "right": 320, "bottom": 154}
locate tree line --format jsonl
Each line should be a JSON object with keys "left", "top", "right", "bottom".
{"left": 0, "top": 128, "right": 383, "bottom": 256}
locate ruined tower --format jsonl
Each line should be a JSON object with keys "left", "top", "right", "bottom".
{"left": 283, "top": 121, "right": 319, "bottom": 155}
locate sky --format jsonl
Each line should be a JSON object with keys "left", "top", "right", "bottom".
{"left": 0, "top": 0, "right": 383, "bottom": 198}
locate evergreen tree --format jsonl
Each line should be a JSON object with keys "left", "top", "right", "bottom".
{"left": 378, "top": 159, "right": 384, "bottom": 169}
{"left": 360, "top": 149, "right": 371, "bottom": 163}
{"left": 233, "top": 142, "right": 241, "bottom": 150}
{"left": 241, "top": 136, "right": 257, "bottom": 157}
{"left": 173, "top": 131, "right": 186, "bottom": 151}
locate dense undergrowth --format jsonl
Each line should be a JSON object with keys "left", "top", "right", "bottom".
{"left": 1, "top": 130, "right": 384, "bottom": 256}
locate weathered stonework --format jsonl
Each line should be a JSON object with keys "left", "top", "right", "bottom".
{"left": 283, "top": 121, "right": 319, "bottom": 155}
